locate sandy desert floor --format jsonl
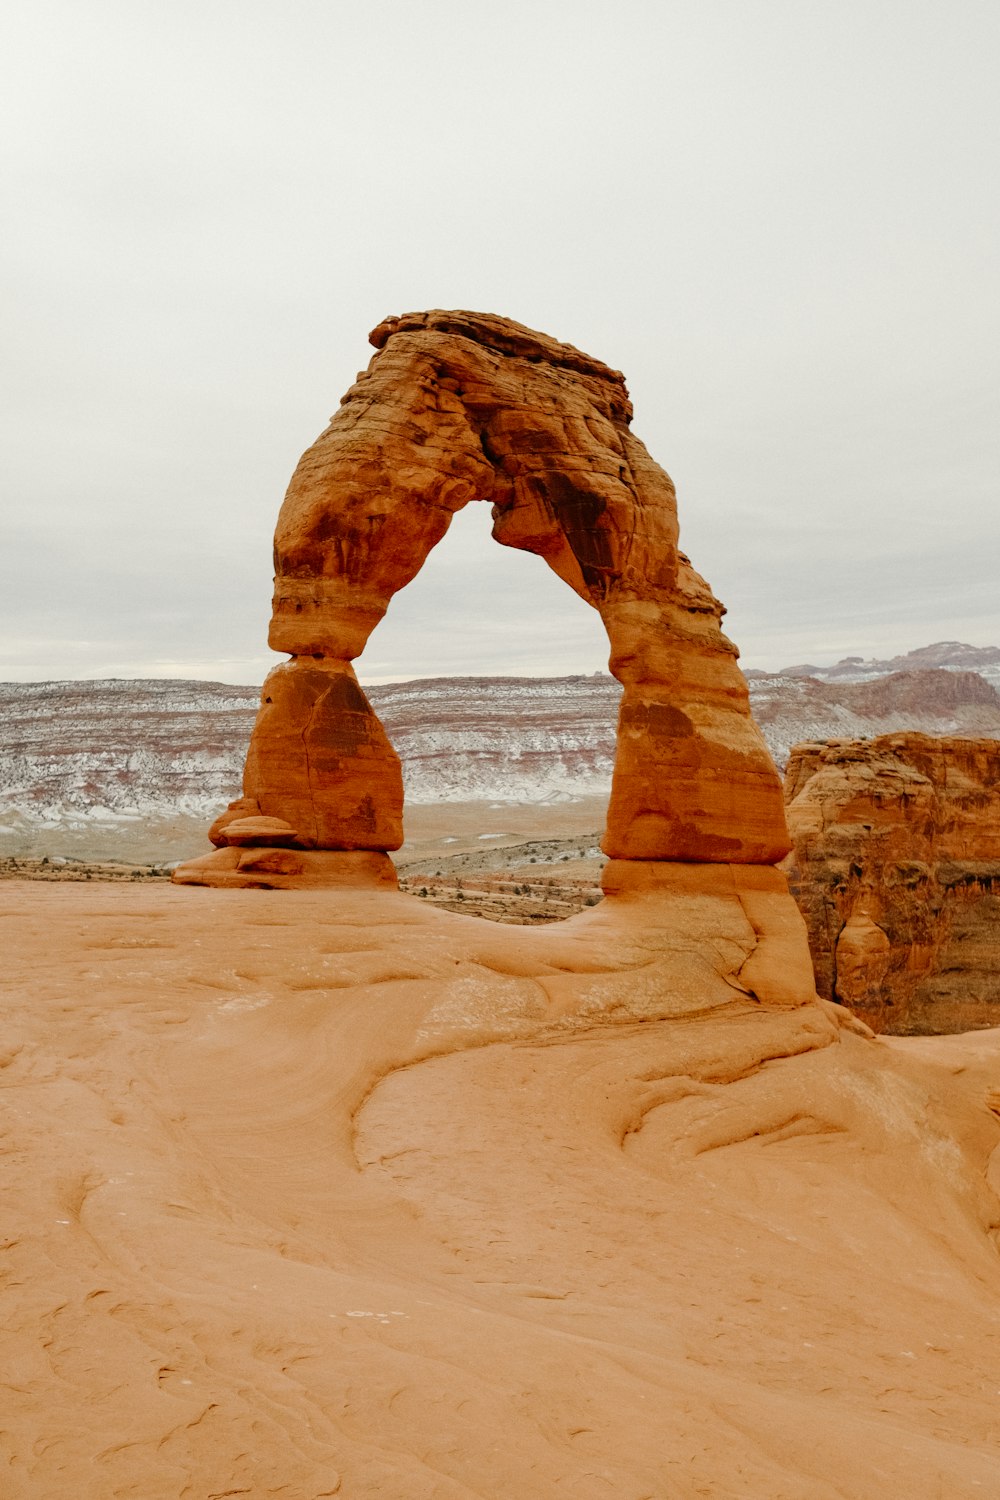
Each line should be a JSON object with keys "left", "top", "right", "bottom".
{"left": 0, "top": 795, "right": 612, "bottom": 872}
{"left": 3, "top": 879, "right": 1000, "bottom": 1497}
{"left": 1, "top": 798, "right": 612, "bottom": 924}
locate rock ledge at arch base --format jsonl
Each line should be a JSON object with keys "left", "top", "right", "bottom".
{"left": 171, "top": 309, "right": 823, "bottom": 1019}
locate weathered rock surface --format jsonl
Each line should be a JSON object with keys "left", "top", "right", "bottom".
{"left": 177, "top": 309, "right": 788, "bottom": 883}
{"left": 783, "top": 733, "right": 1000, "bottom": 1032}
{"left": 210, "top": 659, "right": 403, "bottom": 853}
{"left": 5, "top": 879, "right": 1000, "bottom": 1495}
{"left": 172, "top": 846, "right": 399, "bottom": 890}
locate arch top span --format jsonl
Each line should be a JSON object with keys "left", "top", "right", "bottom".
{"left": 175, "top": 310, "right": 791, "bottom": 889}
{"left": 369, "top": 309, "right": 632, "bottom": 397}
{"left": 269, "top": 308, "right": 677, "bottom": 661}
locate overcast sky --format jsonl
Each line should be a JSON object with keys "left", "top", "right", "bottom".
{"left": 2, "top": 0, "right": 997, "bottom": 685}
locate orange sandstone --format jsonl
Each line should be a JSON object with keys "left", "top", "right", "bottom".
{"left": 176, "top": 311, "right": 788, "bottom": 885}
{"left": 12, "top": 324, "right": 1000, "bottom": 1499}
{"left": 5, "top": 879, "right": 1000, "bottom": 1496}
{"left": 783, "top": 733, "right": 1000, "bottom": 1031}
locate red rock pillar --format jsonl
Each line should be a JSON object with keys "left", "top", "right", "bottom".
{"left": 218, "top": 660, "right": 403, "bottom": 852}
{"left": 601, "top": 583, "right": 791, "bottom": 864}
{"left": 172, "top": 661, "right": 404, "bottom": 889}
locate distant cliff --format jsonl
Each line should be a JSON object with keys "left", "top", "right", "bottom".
{"left": 766, "top": 640, "right": 1000, "bottom": 684}
{"left": 782, "top": 733, "right": 1000, "bottom": 1033}
{"left": 747, "top": 667, "right": 1000, "bottom": 766}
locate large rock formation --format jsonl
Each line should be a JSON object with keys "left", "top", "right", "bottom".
{"left": 783, "top": 733, "right": 1000, "bottom": 1032}
{"left": 175, "top": 309, "right": 788, "bottom": 886}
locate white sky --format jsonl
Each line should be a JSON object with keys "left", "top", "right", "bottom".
{"left": 2, "top": 0, "right": 997, "bottom": 684}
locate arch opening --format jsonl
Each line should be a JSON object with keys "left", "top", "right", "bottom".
{"left": 360, "top": 499, "right": 613, "bottom": 681}
{"left": 358, "top": 501, "right": 618, "bottom": 922}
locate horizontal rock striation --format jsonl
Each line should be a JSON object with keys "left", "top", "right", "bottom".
{"left": 749, "top": 668, "right": 1000, "bottom": 768}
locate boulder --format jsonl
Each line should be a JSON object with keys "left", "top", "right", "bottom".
{"left": 172, "top": 847, "right": 399, "bottom": 891}
{"left": 218, "top": 816, "right": 300, "bottom": 847}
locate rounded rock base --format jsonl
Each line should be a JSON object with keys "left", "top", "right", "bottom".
{"left": 171, "top": 846, "right": 399, "bottom": 891}
{"left": 599, "top": 859, "right": 819, "bottom": 1009}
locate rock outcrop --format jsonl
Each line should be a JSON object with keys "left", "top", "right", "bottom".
{"left": 209, "top": 660, "right": 403, "bottom": 852}
{"left": 783, "top": 733, "right": 1000, "bottom": 1032}
{"left": 174, "top": 309, "right": 789, "bottom": 886}
{"left": 9, "top": 880, "right": 1000, "bottom": 1495}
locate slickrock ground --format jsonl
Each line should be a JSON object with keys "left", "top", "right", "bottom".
{"left": 4, "top": 880, "right": 1000, "bottom": 1497}
{"left": 783, "top": 734, "right": 1000, "bottom": 1034}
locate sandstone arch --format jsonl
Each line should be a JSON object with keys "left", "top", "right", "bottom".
{"left": 175, "top": 310, "right": 790, "bottom": 888}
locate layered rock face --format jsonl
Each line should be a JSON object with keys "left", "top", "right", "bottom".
{"left": 210, "top": 660, "right": 403, "bottom": 851}
{"left": 175, "top": 309, "right": 788, "bottom": 887}
{"left": 783, "top": 733, "right": 1000, "bottom": 1032}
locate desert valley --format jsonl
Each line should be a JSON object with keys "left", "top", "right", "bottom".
{"left": 4, "top": 310, "right": 1000, "bottom": 1499}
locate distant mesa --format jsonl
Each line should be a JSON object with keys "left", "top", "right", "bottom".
{"left": 750, "top": 666, "right": 1000, "bottom": 769}
{"left": 173, "top": 309, "right": 789, "bottom": 890}
{"left": 776, "top": 642, "right": 1000, "bottom": 682}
